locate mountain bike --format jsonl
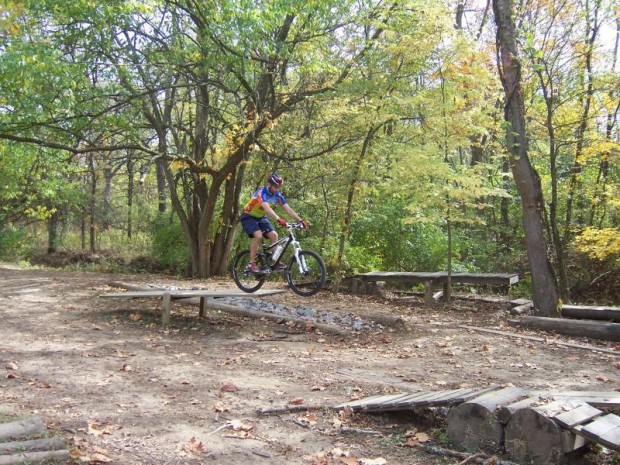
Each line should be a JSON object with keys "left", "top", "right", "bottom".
{"left": 231, "top": 222, "right": 326, "bottom": 297}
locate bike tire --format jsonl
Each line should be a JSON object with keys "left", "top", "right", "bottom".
{"left": 231, "top": 249, "right": 266, "bottom": 293}
{"left": 286, "top": 250, "right": 326, "bottom": 297}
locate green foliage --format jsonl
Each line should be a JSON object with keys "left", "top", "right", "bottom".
{"left": 149, "top": 215, "right": 188, "bottom": 275}
{"left": 0, "top": 226, "right": 26, "bottom": 260}
{"left": 347, "top": 194, "right": 485, "bottom": 273}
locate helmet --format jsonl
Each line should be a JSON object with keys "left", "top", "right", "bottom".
{"left": 267, "top": 172, "right": 284, "bottom": 187}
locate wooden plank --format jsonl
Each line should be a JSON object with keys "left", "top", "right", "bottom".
{"left": 581, "top": 414, "right": 620, "bottom": 439}
{"left": 412, "top": 388, "right": 494, "bottom": 407}
{"left": 100, "top": 289, "right": 285, "bottom": 299}
{"left": 553, "top": 403, "right": 602, "bottom": 428}
{"left": 388, "top": 390, "right": 457, "bottom": 407}
{"left": 533, "top": 391, "right": 620, "bottom": 408}
{"left": 598, "top": 426, "right": 620, "bottom": 450}
{"left": 334, "top": 393, "right": 411, "bottom": 410}
{"left": 377, "top": 387, "right": 491, "bottom": 410}
{"left": 406, "top": 388, "right": 476, "bottom": 405}
{"left": 377, "top": 391, "right": 432, "bottom": 407}
{"left": 340, "top": 386, "right": 502, "bottom": 413}
{"left": 354, "top": 393, "right": 413, "bottom": 409}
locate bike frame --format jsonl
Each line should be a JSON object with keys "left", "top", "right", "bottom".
{"left": 262, "top": 223, "right": 307, "bottom": 272}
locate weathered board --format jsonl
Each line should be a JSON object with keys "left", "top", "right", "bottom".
{"left": 100, "top": 288, "right": 284, "bottom": 325}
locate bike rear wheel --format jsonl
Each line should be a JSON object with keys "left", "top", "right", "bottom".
{"left": 286, "top": 250, "right": 326, "bottom": 297}
{"left": 231, "top": 250, "right": 266, "bottom": 293}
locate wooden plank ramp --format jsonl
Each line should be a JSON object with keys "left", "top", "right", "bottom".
{"left": 334, "top": 385, "right": 500, "bottom": 411}
{"left": 334, "top": 387, "right": 620, "bottom": 464}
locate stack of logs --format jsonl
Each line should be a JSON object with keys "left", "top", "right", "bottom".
{"left": 0, "top": 415, "right": 69, "bottom": 464}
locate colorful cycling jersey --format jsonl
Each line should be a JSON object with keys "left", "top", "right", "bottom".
{"left": 242, "top": 186, "right": 287, "bottom": 218}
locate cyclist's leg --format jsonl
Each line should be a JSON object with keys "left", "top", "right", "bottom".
{"left": 258, "top": 218, "right": 278, "bottom": 246}
{"left": 240, "top": 215, "right": 264, "bottom": 265}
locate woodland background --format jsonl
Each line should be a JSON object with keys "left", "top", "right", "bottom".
{"left": 0, "top": 0, "right": 618, "bottom": 306}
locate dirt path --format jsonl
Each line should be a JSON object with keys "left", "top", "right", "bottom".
{"left": 1, "top": 265, "right": 618, "bottom": 464}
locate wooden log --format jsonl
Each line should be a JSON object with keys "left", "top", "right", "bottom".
{"left": 504, "top": 399, "right": 590, "bottom": 465}
{"left": 508, "top": 316, "right": 620, "bottom": 341}
{"left": 497, "top": 396, "right": 545, "bottom": 425}
{"left": 0, "top": 449, "right": 70, "bottom": 465}
{"left": 458, "top": 324, "right": 620, "bottom": 355}
{"left": 561, "top": 305, "right": 620, "bottom": 323}
{"left": 0, "top": 437, "right": 65, "bottom": 454}
{"left": 0, "top": 416, "right": 45, "bottom": 441}
{"left": 446, "top": 386, "right": 528, "bottom": 453}
{"left": 258, "top": 405, "right": 319, "bottom": 415}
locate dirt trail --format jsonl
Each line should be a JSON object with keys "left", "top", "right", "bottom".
{"left": 0, "top": 265, "right": 618, "bottom": 464}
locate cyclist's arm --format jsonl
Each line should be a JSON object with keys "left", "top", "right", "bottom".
{"left": 281, "top": 204, "right": 303, "bottom": 223}
{"left": 261, "top": 202, "right": 282, "bottom": 223}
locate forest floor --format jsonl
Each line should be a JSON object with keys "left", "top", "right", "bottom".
{"left": 1, "top": 263, "right": 620, "bottom": 465}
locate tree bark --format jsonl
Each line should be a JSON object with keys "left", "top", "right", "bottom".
{"left": 0, "top": 416, "right": 45, "bottom": 440}
{"left": 492, "top": 0, "right": 559, "bottom": 316}
{"left": 47, "top": 209, "right": 59, "bottom": 254}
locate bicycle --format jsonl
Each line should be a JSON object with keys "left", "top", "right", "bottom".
{"left": 231, "top": 222, "right": 326, "bottom": 297}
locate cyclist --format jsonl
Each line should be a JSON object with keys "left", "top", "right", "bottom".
{"left": 240, "top": 172, "right": 308, "bottom": 273}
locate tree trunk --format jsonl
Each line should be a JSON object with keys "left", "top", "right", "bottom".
{"left": 335, "top": 127, "right": 377, "bottom": 291}
{"left": 126, "top": 155, "right": 134, "bottom": 239}
{"left": 492, "top": 0, "right": 559, "bottom": 316}
{"left": 88, "top": 154, "right": 97, "bottom": 253}
{"left": 47, "top": 209, "right": 59, "bottom": 254}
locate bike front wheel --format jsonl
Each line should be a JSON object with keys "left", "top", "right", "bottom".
{"left": 286, "top": 250, "right": 326, "bottom": 297}
{"left": 231, "top": 250, "right": 265, "bottom": 293}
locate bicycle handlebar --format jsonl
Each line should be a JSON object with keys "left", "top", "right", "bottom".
{"left": 283, "top": 221, "right": 307, "bottom": 230}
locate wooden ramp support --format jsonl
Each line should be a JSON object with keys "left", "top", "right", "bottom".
{"left": 100, "top": 289, "right": 285, "bottom": 326}
{"left": 502, "top": 398, "right": 600, "bottom": 465}
{"left": 446, "top": 386, "right": 528, "bottom": 454}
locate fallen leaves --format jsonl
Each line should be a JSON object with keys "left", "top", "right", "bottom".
{"left": 70, "top": 436, "right": 112, "bottom": 463}
{"left": 403, "top": 428, "right": 431, "bottom": 447}
{"left": 220, "top": 381, "right": 237, "bottom": 392}
{"left": 181, "top": 437, "right": 206, "bottom": 456}
{"left": 307, "top": 448, "right": 387, "bottom": 465}
{"left": 87, "top": 420, "right": 119, "bottom": 437}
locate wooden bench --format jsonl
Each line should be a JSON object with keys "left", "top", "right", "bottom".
{"left": 100, "top": 289, "right": 284, "bottom": 326}
{"left": 356, "top": 271, "right": 520, "bottom": 305}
